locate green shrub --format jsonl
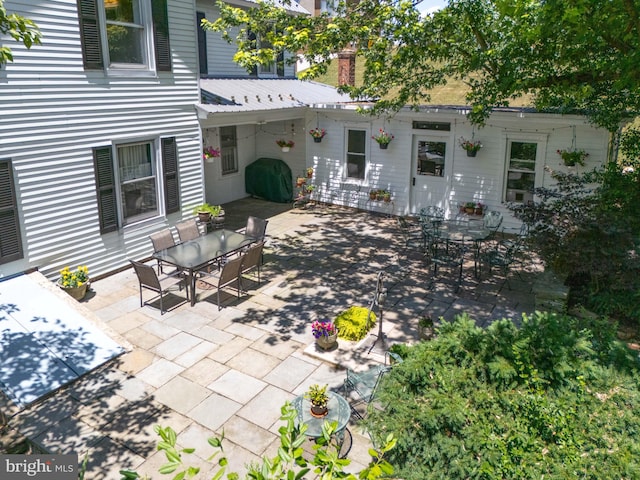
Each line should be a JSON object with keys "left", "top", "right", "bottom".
{"left": 334, "top": 306, "right": 376, "bottom": 341}
{"left": 366, "top": 312, "right": 640, "bottom": 480}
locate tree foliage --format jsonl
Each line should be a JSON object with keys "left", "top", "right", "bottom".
{"left": 366, "top": 313, "right": 640, "bottom": 479}
{"left": 206, "top": 0, "right": 640, "bottom": 130}
{"left": 0, "top": 0, "right": 41, "bottom": 65}
{"left": 507, "top": 137, "right": 640, "bottom": 321}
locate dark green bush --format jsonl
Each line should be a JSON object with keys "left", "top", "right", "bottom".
{"left": 366, "top": 313, "right": 640, "bottom": 479}
{"left": 508, "top": 157, "right": 640, "bottom": 323}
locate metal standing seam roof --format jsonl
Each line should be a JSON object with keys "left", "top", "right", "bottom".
{"left": 197, "top": 78, "right": 359, "bottom": 114}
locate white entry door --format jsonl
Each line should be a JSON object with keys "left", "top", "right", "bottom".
{"left": 410, "top": 136, "right": 451, "bottom": 214}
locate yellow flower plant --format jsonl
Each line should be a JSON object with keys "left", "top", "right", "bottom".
{"left": 59, "top": 265, "right": 89, "bottom": 288}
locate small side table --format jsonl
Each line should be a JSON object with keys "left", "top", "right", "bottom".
{"left": 292, "top": 391, "right": 352, "bottom": 457}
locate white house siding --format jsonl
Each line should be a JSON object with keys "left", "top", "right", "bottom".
{"left": 201, "top": 117, "right": 307, "bottom": 205}
{"left": 305, "top": 108, "right": 611, "bottom": 227}
{"left": 197, "top": 1, "right": 297, "bottom": 78}
{"left": 0, "top": 0, "right": 202, "bottom": 280}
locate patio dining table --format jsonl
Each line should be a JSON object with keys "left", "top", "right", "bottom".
{"left": 426, "top": 220, "right": 491, "bottom": 277}
{"left": 152, "top": 228, "right": 256, "bottom": 306}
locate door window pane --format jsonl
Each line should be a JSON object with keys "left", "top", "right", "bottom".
{"left": 416, "top": 141, "right": 445, "bottom": 177}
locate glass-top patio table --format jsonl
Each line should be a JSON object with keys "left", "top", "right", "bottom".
{"left": 152, "top": 229, "right": 255, "bottom": 306}
{"left": 424, "top": 220, "right": 492, "bottom": 277}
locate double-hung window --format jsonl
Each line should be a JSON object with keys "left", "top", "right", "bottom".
{"left": 504, "top": 138, "right": 544, "bottom": 204}
{"left": 346, "top": 129, "right": 367, "bottom": 180}
{"left": 220, "top": 126, "right": 238, "bottom": 176}
{"left": 93, "top": 137, "right": 179, "bottom": 233}
{"left": 77, "top": 0, "right": 171, "bottom": 72}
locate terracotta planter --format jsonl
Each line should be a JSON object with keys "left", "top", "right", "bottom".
{"left": 475, "top": 207, "right": 483, "bottom": 215}
{"left": 465, "top": 207, "right": 475, "bottom": 214}
{"left": 59, "top": 282, "right": 88, "bottom": 301}
{"left": 316, "top": 332, "right": 338, "bottom": 350}
{"left": 310, "top": 404, "right": 328, "bottom": 418}
{"left": 383, "top": 195, "right": 391, "bottom": 203}
{"left": 197, "top": 212, "right": 212, "bottom": 223}
{"left": 369, "top": 193, "right": 377, "bottom": 200}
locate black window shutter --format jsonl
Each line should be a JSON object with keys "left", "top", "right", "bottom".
{"left": 0, "top": 160, "right": 24, "bottom": 264}
{"left": 197, "top": 11, "right": 208, "bottom": 75}
{"left": 93, "top": 147, "right": 119, "bottom": 233}
{"left": 161, "top": 137, "right": 180, "bottom": 214}
{"left": 77, "top": 0, "right": 104, "bottom": 70}
{"left": 152, "top": 0, "right": 172, "bottom": 72}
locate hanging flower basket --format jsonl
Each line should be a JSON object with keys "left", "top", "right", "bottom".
{"left": 372, "top": 129, "right": 394, "bottom": 148}
{"left": 309, "top": 128, "right": 326, "bottom": 143}
{"left": 276, "top": 139, "right": 295, "bottom": 152}
{"left": 459, "top": 137, "right": 482, "bottom": 156}
{"left": 557, "top": 148, "right": 588, "bottom": 167}
{"left": 203, "top": 146, "right": 220, "bottom": 163}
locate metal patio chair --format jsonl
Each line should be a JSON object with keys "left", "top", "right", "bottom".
{"left": 426, "top": 233, "right": 469, "bottom": 292}
{"left": 175, "top": 218, "right": 201, "bottom": 243}
{"left": 239, "top": 241, "right": 265, "bottom": 291}
{"left": 343, "top": 352, "right": 402, "bottom": 420}
{"left": 130, "top": 259, "right": 188, "bottom": 314}
{"left": 197, "top": 253, "right": 244, "bottom": 310}
{"left": 397, "top": 216, "right": 424, "bottom": 253}
{"left": 149, "top": 229, "right": 176, "bottom": 274}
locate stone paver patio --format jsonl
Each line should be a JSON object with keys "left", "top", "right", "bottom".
{"left": 1, "top": 199, "right": 542, "bottom": 479}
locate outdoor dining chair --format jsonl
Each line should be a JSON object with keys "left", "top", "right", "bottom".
{"left": 242, "top": 215, "right": 268, "bottom": 262}
{"left": 426, "top": 234, "right": 469, "bottom": 292}
{"left": 197, "top": 253, "right": 244, "bottom": 310}
{"left": 175, "top": 218, "right": 201, "bottom": 243}
{"left": 479, "top": 236, "right": 526, "bottom": 289}
{"left": 482, "top": 210, "right": 503, "bottom": 241}
{"left": 149, "top": 229, "right": 176, "bottom": 274}
{"left": 130, "top": 260, "right": 188, "bottom": 314}
{"left": 343, "top": 352, "right": 402, "bottom": 420}
{"left": 397, "top": 216, "right": 423, "bottom": 254}
{"left": 419, "top": 206, "right": 445, "bottom": 229}
{"left": 239, "top": 241, "right": 265, "bottom": 291}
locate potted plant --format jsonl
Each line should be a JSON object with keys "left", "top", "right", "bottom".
{"left": 306, "top": 167, "right": 314, "bottom": 178}
{"left": 58, "top": 265, "right": 90, "bottom": 300}
{"left": 557, "top": 148, "right": 588, "bottom": 167}
{"left": 296, "top": 177, "right": 307, "bottom": 188}
{"left": 305, "top": 383, "right": 330, "bottom": 417}
{"left": 475, "top": 202, "right": 484, "bottom": 215}
{"left": 192, "top": 203, "right": 223, "bottom": 223}
{"left": 202, "top": 146, "right": 220, "bottom": 163}
{"left": 305, "top": 184, "right": 316, "bottom": 194}
{"left": 464, "top": 202, "right": 476, "bottom": 214}
{"left": 372, "top": 129, "right": 394, "bottom": 149}
{"left": 459, "top": 137, "right": 483, "bottom": 157}
{"left": 369, "top": 189, "right": 378, "bottom": 200}
{"left": 276, "top": 139, "right": 295, "bottom": 152}
{"left": 376, "top": 189, "right": 388, "bottom": 201}
{"left": 418, "top": 316, "right": 434, "bottom": 341}
{"left": 383, "top": 191, "right": 391, "bottom": 203}
{"left": 312, "top": 320, "right": 338, "bottom": 350}
{"left": 308, "top": 128, "right": 326, "bottom": 143}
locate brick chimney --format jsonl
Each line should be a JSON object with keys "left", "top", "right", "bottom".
{"left": 338, "top": 49, "right": 356, "bottom": 86}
